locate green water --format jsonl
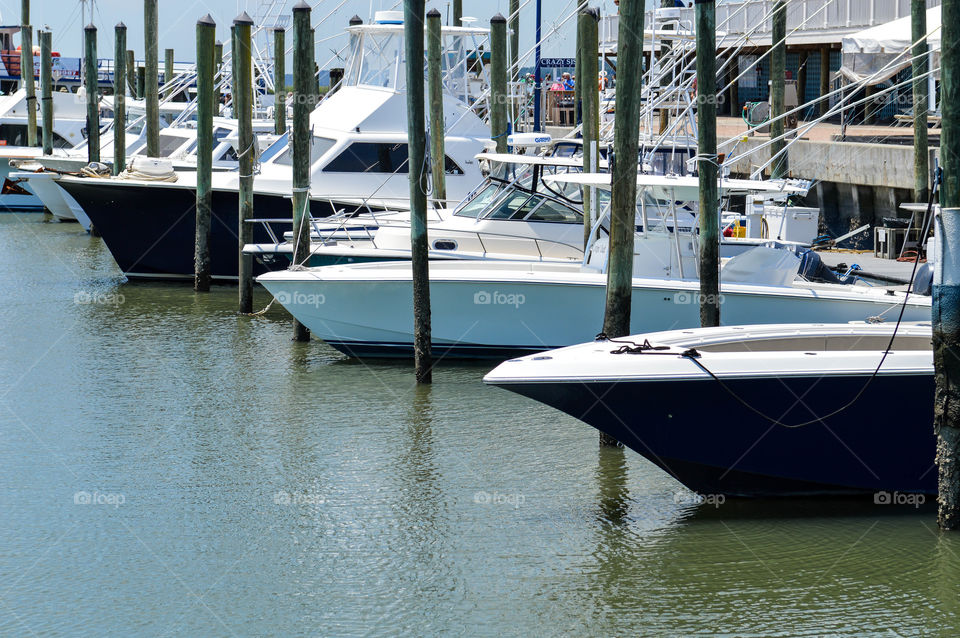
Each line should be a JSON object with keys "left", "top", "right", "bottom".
{"left": 1, "top": 214, "right": 959, "bottom": 636}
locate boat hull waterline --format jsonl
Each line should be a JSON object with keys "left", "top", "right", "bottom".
{"left": 497, "top": 372, "right": 934, "bottom": 496}
{"left": 57, "top": 179, "right": 370, "bottom": 281}
{"left": 257, "top": 263, "right": 931, "bottom": 358}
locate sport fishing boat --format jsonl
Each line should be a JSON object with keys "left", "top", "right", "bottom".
{"left": 0, "top": 89, "right": 89, "bottom": 211}
{"left": 55, "top": 12, "right": 493, "bottom": 281}
{"left": 484, "top": 321, "right": 935, "bottom": 497}
{"left": 11, "top": 117, "right": 281, "bottom": 229}
{"left": 243, "top": 152, "right": 603, "bottom": 269}
{"left": 257, "top": 174, "right": 931, "bottom": 358}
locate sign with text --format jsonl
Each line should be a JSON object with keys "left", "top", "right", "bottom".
{"left": 540, "top": 57, "right": 576, "bottom": 68}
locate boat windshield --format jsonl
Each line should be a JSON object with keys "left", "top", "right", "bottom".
{"left": 454, "top": 166, "right": 586, "bottom": 225}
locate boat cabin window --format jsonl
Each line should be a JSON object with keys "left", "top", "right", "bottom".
{"left": 525, "top": 198, "right": 583, "bottom": 223}
{"left": 274, "top": 136, "right": 336, "bottom": 166}
{"left": 454, "top": 182, "right": 503, "bottom": 218}
{"left": 157, "top": 133, "right": 187, "bottom": 158}
{"left": 454, "top": 178, "right": 583, "bottom": 224}
{"left": 0, "top": 124, "right": 70, "bottom": 149}
{"left": 489, "top": 191, "right": 538, "bottom": 219}
{"left": 548, "top": 142, "right": 580, "bottom": 158}
{"left": 323, "top": 142, "right": 409, "bottom": 173}
{"left": 259, "top": 132, "right": 289, "bottom": 163}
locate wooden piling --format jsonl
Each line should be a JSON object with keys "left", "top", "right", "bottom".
{"left": 21, "top": 24, "right": 37, "bottom": 147}
{"left": 144, "top": 0, "right": 159, "bottom": 157}
{"left": 233, "top": 12, "right": 255, "bottom": 312}
{"left": 427, "top": 9, "right": 446, "bottom": 207}
{"left": 770, "top": 0, "right": 787, "bottom": 179}
{"left": 273, "top": 27, "right": 286, "bottom": 135}
{"left": 136, "top": 65, "right": 145, "bottom": 100}
{"left": 405, "top": 0, "right": 432, "bottom": 383}
{"left": 125, "top": 50, "right": 135, "bottom": 97}
{"left": 194, "top": 15, "right": 216, "bottom": 292}
{"left": 601, "top": 0, "right": 644, "bottom": 445}
{"left": 603, "top": 0, "right": 642, "bottom": 340}
{"left": 20, "top": 0, "right": 28, "bottom": 24}
{"left": 113, "top": 24, "right": 126, "bottom": 175}
{"left": 164, "top": 47, "right": 174, "bottom": 99}
{"left": 84, "top": 24, "right": 99, "bottom": 163}
{"left": 39, "top": 30, "right": 52, "bottom": 156}
{"left": 819, "top": 45, "right": 830, "bottom": 116}
{"left": 214, "top": 41, "right": 223, "bottom": 114}
{"left": 912, "top": 0, "right": 930, "bottom": 203}
{"left": 580, "top": 8, "right": 599, "bottom": 250}
{"left": 291, "top": 1, "right": 313, "bottom": 341}
{"left": 935, "top": 0, "right": 960, "bottom": 529}
{"left": 453, "top": 0, "right": 462, "bottom": 26}
{"left": 490, "top": 14, "right": 509, "bottom": 154}
{"left": 697, "top": 0, "right": 720, "bottom": 328}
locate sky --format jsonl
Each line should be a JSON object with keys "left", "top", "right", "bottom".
{"left": 2, "top": 0, "right": 627, "bottom": 67}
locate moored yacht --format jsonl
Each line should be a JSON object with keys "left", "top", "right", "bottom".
{"left": 11, "top": 117, "right": 281, "bottom": 229}
{"left": 484, "top": 321, "right": 935, "bottom": 497}
{"left": 55, "top": 13, "right": 492, "bottom": 281}
{"left": 243, "top": 152, "right": 604, "bottom": 269}
{"left": 257, "top": 174, "right": 930, "bottom": 358}
{"left": 0, "top": 89, "right": 89, "bottom": 211}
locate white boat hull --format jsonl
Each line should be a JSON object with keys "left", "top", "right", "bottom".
{"left": 257, "top": 262, "right": 931, "bottom": 358}
{"left": 10, "top": 171, "right": 92, "bottom": 229}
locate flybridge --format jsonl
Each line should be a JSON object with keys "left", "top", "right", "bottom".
{"left": 342, "top": 13, "right": 490, "bottom": 103}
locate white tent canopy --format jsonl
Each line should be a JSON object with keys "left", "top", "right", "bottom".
{"left": 839, "top": 5, "right": 940, "bottom": 86}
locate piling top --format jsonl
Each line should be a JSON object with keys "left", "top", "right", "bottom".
{"left": 349, "top": 14, "right": 363, "bottom": 25}
{"left": 233, "top": 11, "right": 254, "bottom": 26}
{"left": 198, "top": 14, "right": 216, "bottom": 27}
{"left": 293, "top": 1, "right": 311, "bottom": 12}
{"left": 427, "top": 8, "right": 441, "bottom": 19}
{"left": 84, "top": 22, "right": 97, "bottom": 32}
{"left": 491, "top": 13, "right": 506, "bottom": 24}
{"left": 273, "top": 25, "right": 284, "bottom": 33}
{"left": 115, "top": 21, "right": 127, "bottom": 30}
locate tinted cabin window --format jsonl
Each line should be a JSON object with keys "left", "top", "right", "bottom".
{"left": 157, "top": 134, "right": 186, "bottom": 158}
{"left": 324, "top": 142, "right": 409, "bottom": 173}
{"left": 0, "top": 124, "right": 70, "bottom": 149}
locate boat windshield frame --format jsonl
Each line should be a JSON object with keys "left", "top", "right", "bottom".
{"left": 453, "top": 165, "right": 589, "bottom": 225}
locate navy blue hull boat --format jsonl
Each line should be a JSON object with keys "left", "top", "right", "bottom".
{"left": 485, "top": 323, "right": 935, "bottom": 497}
